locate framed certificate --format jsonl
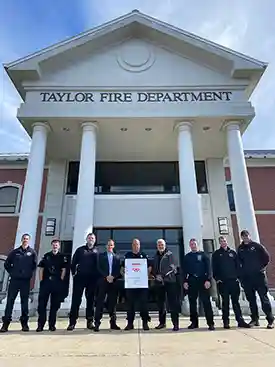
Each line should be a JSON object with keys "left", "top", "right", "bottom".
{"left": 124, "top": 258, "right": 148, "bottom": 289}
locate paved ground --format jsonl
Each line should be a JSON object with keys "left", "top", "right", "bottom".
{"left": 0, "top": 316, "right": 275, "bottom": 366}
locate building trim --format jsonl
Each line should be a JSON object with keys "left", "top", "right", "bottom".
{"left": 231, "top": 211, "right": 275, "bottom": 215}
{"left": 0, "top": 212, "right": 45, "bottom": 218}
{"left": 0, "top": 182, "right": 23, "bottom": 214}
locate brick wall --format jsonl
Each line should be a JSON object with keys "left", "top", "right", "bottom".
{"left": 0, "top": 168, "right": 48, "bottom": 255}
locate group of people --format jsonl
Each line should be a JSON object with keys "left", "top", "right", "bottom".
{"left": 0, "top": 229, "right": 274, "bottom": 333}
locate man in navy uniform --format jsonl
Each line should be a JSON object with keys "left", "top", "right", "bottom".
{"left": 0, "top": 233, "right": 37, "bottom": 332}
{"left": 36, "top": 239, "right": 67, "bottom": 332}
{"left": 67, "top": 233, "right": 99, "bottom": 331}
{"left": 238, "top": 229, "right": 274, "bottom": 329}
{"left": 212, "top": 236, "right": 250, "bottom": 329}
{"left": 183, "top": 238, "right": 215, "bottom": 331}
{"left": 94, "top": 239, "right": 121, "bottom": 332}
{"left": 123, "top": 238, "right": 151, "bottom": 331}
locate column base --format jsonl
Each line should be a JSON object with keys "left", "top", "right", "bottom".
{"left": 0, "top": 294, "right": 35, "bottom": 319}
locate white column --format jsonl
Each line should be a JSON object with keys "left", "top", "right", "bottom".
{"left": 226, "top": 122, "right": 259, "bottom": 242}
{"left": 72, "top": 122, "right": 97, "bottom": 252}
{"left": 15, "top": 122, "right": 49, "bottom": 248}
{"left": 60, "top": 122, "right": 97, "bottom": 313}
{"left": 176, "top": 121, "right": 203, "bottom": 252}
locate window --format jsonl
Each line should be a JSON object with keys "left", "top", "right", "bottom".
{"left": 226, "top": 183, "right": 236, "bottom": 211}
{"left": 0, "top": 255, "right": 8, "bottom": 292}
{"left": 66, "top": 161, "right": 208, "bottom": 194}
{"left": 0, "top": 185, "right": 20, "bottom": 213}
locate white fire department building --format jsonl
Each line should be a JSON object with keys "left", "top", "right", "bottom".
{"left": 1, "top": 10, "right": 275, "bottom": 312}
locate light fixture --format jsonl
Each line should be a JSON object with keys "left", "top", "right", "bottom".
{"left": 45, "top": 218, "right": 56, "bottom": 236}
{"left": 218, "top": 217, "right": 229, "bottom": 235}
{"left": 203, "top": 126, "right": 210, "bottom": 131}
{"left": 145, "top": 128, "right": 152, "bottom": 131}
{"left": 120, "top": 128, "right": 128, "bottom": 132}
{"left": 62, "top": 127, "right": 70, "bottom": 132}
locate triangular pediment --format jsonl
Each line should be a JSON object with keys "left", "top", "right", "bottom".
{"left": 5, "top": 10, "right": 266, "bottom": 98}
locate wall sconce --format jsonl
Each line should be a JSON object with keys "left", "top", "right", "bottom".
{"left": 218, "top": 217, "right": 229, "bottom": 235}
{"left": 45, "top": 218, "right": 56, "bottom": 236}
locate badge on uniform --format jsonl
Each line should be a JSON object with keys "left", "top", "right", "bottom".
{"left": 26, "top": 252, "right": 32, "bottom": 256}
{"left": 197, "top": 255, "right": 202, "bottom": 261}
{"left": 251, "top": 246, "right": 255, "bottom": 251}
{"left": 229, "top": 253, "right": 234, "bottom": 257}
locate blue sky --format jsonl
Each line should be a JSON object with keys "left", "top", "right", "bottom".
{"left": 0, "top": 0, "right": 275, "bottom": 153}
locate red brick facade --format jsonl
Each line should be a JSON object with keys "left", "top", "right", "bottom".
{"left": 0, "top": 167, "right": 48, "bottom": 255}
{"left": 226, "top": 166, "right": 275, "bottom": 287}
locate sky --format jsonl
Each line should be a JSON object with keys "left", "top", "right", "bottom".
{"left": 0, "top": 0, "right": 274, "bottom": 154}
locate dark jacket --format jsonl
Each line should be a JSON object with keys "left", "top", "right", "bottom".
{"left": 183, "top": 251, "right": 211, "bottom": 282}
{"left": 237, "top": 241, "right": 270, "bottom": 278}
{"left": 38, "top": 251, "right": 67, "bottom": 281}
{"left": 212, "top": 247, "right": 239, "bottom": 282}
{"left": 4, "top": 246, "right": 37, "bottom": 280}
{"left": 71, "top": 244, "right": 99, "bottom": 278}
{"left": 152, "top": 249, "right": 177, "bottom": 283}
{"left": 97, "top": 251, "right": 121, "bottom": 280}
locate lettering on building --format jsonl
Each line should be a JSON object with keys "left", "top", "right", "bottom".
{"left": 40, "top": 91, "right": 233, "bottom": 103}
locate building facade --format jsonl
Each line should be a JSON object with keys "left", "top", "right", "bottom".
{"left": 0, "top": 11, "right": 274, "bottom": 311}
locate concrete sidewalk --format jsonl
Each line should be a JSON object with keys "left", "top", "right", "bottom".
{"left": 0, "top": 316, "right": 275, "bottom": 366}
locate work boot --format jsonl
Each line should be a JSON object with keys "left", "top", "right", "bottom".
{"left": 249, "top": 320, "right": 260, "bottom": 327}
{"left": 267, "top": 320, "right": 274, "bottom": 329}
{"left": 223, "top": 322, "right": 230, "bottom": 329}
{"left": 87, "top": 320, "right": 94, "bottom": 330}
{"left": 124, "top": 323, "right": 134, "bottom": 331}
{"left": 67, "top": 324, "right": 75, "bottom": 331}
{"left": 155, "top": 323, "right": 166, "bottom": 330}
{"left": 93, "top": 324, "right": 100, "bottom": 332}
{"left": 36, "top": 325, "right": 44, "bottom": 332}
{"left": 187, "top": 323, "right": 198, "bottom": 329}
{"left": 49, "top": 326, "right": 56, "bottom": 332}
{"left": 238, "top": 320, "right": 251, "bottom": 329}
{"left": 21, "top": 324, "right": 29, "bottom": 332}
{"left": 110, "top": 321, "right": 120, "bottom": 330}
{"left": 0, "top": 322, "right": 10, "bottom": 333}
{"left": 208, "top": 324, "right": 215, "bottom": 331}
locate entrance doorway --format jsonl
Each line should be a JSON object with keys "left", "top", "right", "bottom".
{"left": 61, "top": 228, "right": 184, "bottom": 310}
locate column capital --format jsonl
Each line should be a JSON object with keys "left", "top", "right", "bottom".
{"left": 222, "top": 119, "right": 244, "bottom": 131}
{"left": 174, "top": 121, "right": 193, "bottom": 132}
{"left": 32, "top": 122, "right": 51, "bottom": 133}
{"left": 81, "top": 121, "right": 98, "bottom": 132}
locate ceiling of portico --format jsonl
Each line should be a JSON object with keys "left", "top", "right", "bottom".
{"left": 43, "top": 117, "right": 227, "bottom": 161}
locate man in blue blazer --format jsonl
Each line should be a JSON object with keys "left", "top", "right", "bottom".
{"left": 94, "top": 239, "right": 121, "bottom": 331}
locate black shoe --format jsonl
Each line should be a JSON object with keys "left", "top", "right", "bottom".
{"left": 188, "top": 323, "right": 198, "bottom": 329}
{"left": 87, "top": 320, "right": 94, "bottom": 330}
{"left": 208, "top": 325, "right": 215, "bottom": 331}
{"left": 238, "top": 321, "right": 251, "bottom": 329}
{"left": 223, "top": 323, "right": 230, "bottom": 329}
{"left": 142, "top": 322, "right": 149, "bottom": 331}
{"left": 49, "top": 326, "right": 56, "bottom": 332}
{"left": 110, "top": 323, "right": 121, "bottom": 330}
{"left": 67, "top": 324, "right": 75, "bottom": 331}
{"left": 267, "top": 322, "right": 274, "bottom": 329}
{"left": 0, "top": 324, "right": 9, "bottom": 333}
{"left": 249, "top": 320, "right": 260, "bottom": 327}
{"left": 36, "top": 326, "right": 43, "bottom": 332}
{"left": 94, "top": 325, "right": 100, "bottom": 332}
{"left": 124, "top": 324, "right": 134, "bottom": 331}
{"left": 155, "top": 323, "right": 166, "bottom": 330}
{"left": 173, "top": 325, "right": 179, "bottom": 331}
{"left": 21, "top": 324, "right": 29, "bottom": 332}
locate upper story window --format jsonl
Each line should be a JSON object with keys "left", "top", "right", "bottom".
{"left": 0, "top": 184, "right": 21, "bottom": 214}
{"left": 226, "top": 183, "right": 236, "bottom": 212}
{"left": 66, "top": 161, "right": 208, "bottom": 195}
{"left": 0, "top": 255, "right": 8, "bottom": 292}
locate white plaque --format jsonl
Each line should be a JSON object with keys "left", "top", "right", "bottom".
{"left": 124, "top": 258, "right": 148, "bottom": 289}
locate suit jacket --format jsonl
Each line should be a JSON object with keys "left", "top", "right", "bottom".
{"left": 97, "top": 251, "right": 121, "bottom": 280}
